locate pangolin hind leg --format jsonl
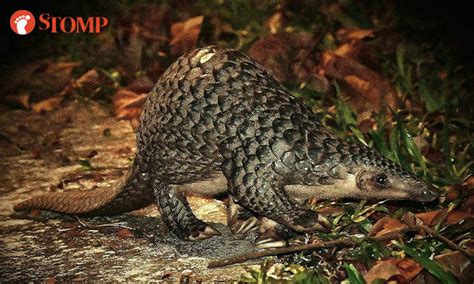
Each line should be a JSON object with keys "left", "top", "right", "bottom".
{"left": 153, "top": 179, "right": 221, "bottom": 240}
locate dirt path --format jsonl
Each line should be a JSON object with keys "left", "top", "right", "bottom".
{"left": 0, "top": 100, "right": 255, "bottom": 282}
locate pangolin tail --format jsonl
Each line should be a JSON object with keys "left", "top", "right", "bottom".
{"left": 14, "top": 159, "right": 154, "bottom": 216}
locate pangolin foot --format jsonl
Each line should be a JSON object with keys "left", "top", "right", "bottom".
{"left": 228, "top": 216, "right": 260, "bottom": 235}
{"left": 283, "top": 210, "right": 331, "bottom": 233}
{"left": 187, "top": 224, "right": 221, "bottom": 241}
{"left": 254, "top": 218, "right": 292, "bottom": 249}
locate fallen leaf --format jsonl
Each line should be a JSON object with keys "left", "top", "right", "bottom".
{"left": 336, "top": 28, "right": 376, "bottom": 42}
{"left": 30, "top": 209, "right": 42, "bottom": 217}
{"left": 169, "top": 16, "right": 204, "bottom": 56}
{"left": 4, "top": 92, "right": 30, "bottom": 109}
{"left": 31, "top": 96, "right": 63, "bottom": 113}
{"left": 249, "top": 33, "right": 296, "bottom": 82}
{"left": 1, "top": 60, "right": 80, "bottom": 110}
{"left": 116, "top": 228, "right": 135, "bottom": 238}
{"left": 319, "top": 52, "right": 397, "bottom": 115}
{"left": 265, "top": 12, "right": 284, "bottom": 34}
{"left": 31, "top": 61, "right": 81, "bottom": 92}
{"left": 460, "top": 195, "right": 474, "bottom": 215}
{"left": 446, "top": 176, "right": 474, "bottom": 203}
{"left": 248, "top": 32, "right": 328, "bottom": 91}
{"left": 93, "top": 173, "right": 104, "bottom": 182}
{"left": 364, "top": 258, "right": 422, "bottom": 283}
{"left": 126, "top": 76, "right": 155, "bottom": 94}
{"left": 60, "top": 69, "right": 116, "bottom": 98}
{"left": 116, "top": 146, "right": 132, "bottom": 155}
{"left": 115, "top": 23, "right": 143, "bottom": 82}
{"left": 112, "top": 88, "right": 148, "bottom": 129}
{"left": 434, "top": 250, "right": 474, "bottom": 282}
{"left": 422, "top": 146, "right": 445, "bottom": 164}
{"left": 119, "top": 3, "right": 170, "bottom": 43}
{"left": 415, "top": 210, "right": 472, "bottom": 226}
{"left": 397, "top": 258, "right": 424, "bottom": 280}
{"left": 369, "top": 217, "right": 407, "bottom": 237}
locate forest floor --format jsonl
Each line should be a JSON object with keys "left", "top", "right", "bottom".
{"left": 0, "top": 100, "right": 256, "bottom": 282}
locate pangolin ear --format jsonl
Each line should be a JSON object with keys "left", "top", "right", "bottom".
{"left": 356, "top": 169, "right": 369, "bottom": 191}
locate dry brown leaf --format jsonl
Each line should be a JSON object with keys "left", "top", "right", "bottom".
{"left": 446, "top": 176, "right": 474, "bottom": 202}
{"left": 1, "top": 60, "right": 80, "bottom": 110}
{"left": 119, "top": 3, "right": 170, "bottom": 43}
{"left": 112, "top": 89, "right": 148, "bottom": 129}
{"left": 60, "top": 69, "right": 115, "bottom": 98}
{"left": 76, "top": 69, "right": 101, "bottom": 86}
{"left": 126, "top": 76, "right": 154, "bottom": 94}
{"left": 415, "top": 209, "right": 472, "bottom": 226}
{"left": 332, "top": 42, "right": 355, "bottom": 58}
{"left": 116, "top": 228, "right": 135, "bottom": 239}
{"left": 369, "top": 217, "right": 407, "bottom": 237}
{"left": 112, "top": 75, "right": 153, "bottom": 120}
{"left": 364, "top": 260, "right": 403, "bottom": 283}
{"left": 365, "top": 258, "right": 422, "bottom": 283}
{"left": 320, "top": 52, "right": 397, "bottom": 115}
{"left": 336, "top": 28, "right": 376, "bottom": 42}
{"left": 31, "top": 97, "right": 63, "bottom": 113}
{"left": 434, "top": 250, "right": 474, "bottom": 282}
{"left": 460, "top": 195, "right": 474, "bottom": 215}
{"left": 248, "top": 32, "right": 328, "bottom": 91}
{"left": 4, "top": 92, "right": 30, "bottom": 109}
{"left": 32, "top": 61, "right": 81, "bottom": 93}
{"left": 169, "top": 16, "right": 204, "bottom": 56}
{"left": 265, "top": 12, "right": 284, "bottom": 34}
{"left": 333, "top": 40, "right": 381, "bottom": 72}
{"left": 249, "top": 33, "right": 295, "bottom": 82}
{"left": 396, "top": 258, "right": 424, "bottom": 280}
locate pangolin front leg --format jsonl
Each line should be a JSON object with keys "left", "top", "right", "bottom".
{"left": 223, "top": 149, "right": 331, "bottom": 234}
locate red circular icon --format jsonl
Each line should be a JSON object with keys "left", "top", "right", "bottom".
{"left": 10, "top": 10, "right": 36, "bottom": 35}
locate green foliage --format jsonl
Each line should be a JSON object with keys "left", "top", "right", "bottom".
{"left": 334, "top": 81, "right": 368, "bottom": 145}
{"left": 347, "top": 241, "right": 390, "bottom": 267}
{"left": 343, "top": 264, "right": 366, "bottom": 284}
{"left": 239, "top": 261, "right": 330, "bottom": 283}
{"left": 78, "top": 158, "right": 92, "bottom": 170}
{"left": 406, "top": 238, "right": 448, "bottom": 257}
{"left": 291, "top": 270, "right": 331, "bottom": 284}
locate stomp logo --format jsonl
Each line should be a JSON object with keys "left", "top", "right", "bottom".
{"left": 10, "top": 10, "right": 35, "bottom": 35}
{"left": 10, "top": 10, "right": 108, "bottom": 35}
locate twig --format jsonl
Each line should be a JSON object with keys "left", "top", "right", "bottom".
{"left": 207, "top": 239, "right": 355, "bottom": 268}
{"left": 208, "top": 225, "right": 473, "bottom": 268}
{"left": 416, "top": 224, "right": 473, "bottom": 261}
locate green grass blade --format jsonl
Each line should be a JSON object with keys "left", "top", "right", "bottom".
{"left": 343, "top": 263, "right": 366, "bottom": 284}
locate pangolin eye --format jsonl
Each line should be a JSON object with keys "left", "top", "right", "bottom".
{"left": 374, "top": 173, "right": 390, "bottom": 188}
